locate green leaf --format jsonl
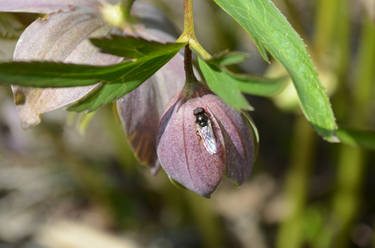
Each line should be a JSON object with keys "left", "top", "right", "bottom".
{"left": 68, "top": 48, "right": 182, "bottom": 112}
{"left": 336, "top": 128, "right": 375, "bottom": 150}
{"left": 0, "top": 61, "right": 109, "bottom": 87}
{"left": 251, "top": 35, "right": 270, "bottom": 63}
{"left": 198, "top": 57, "right": 252, "bottom": 111}
{"left": 0, "top": 36, "right": 185, "bottom": 111}
{"left": 198, "top": 57, "right": 287, "bottom": 109}
{"left": 0, "top": 41, "right": 184, "bottom": 87}
{"left": 228, "top": 71, "right": 288, "bottom": 96}
{"left": 208, "top": 50, "right": 249, "bottom": 67}
{"left": 90, "top": 35, "right": 178, "bottom": 59}
{"left": 213, "top": 0, "right": 338, "bottom": 140}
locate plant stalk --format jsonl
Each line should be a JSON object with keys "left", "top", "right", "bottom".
{"left": 184, "top": 45, "right": 198, "bottom": 83}
{"left": 178, "top": 0, "right": 212, "bottom": 60}
{"left": 327, "top": 16, "right": 375, "bottom": 248}
{"left": 121, "top": 0, "right": 136, "bottom": 23}
{"left": 183, "top": 0, "right": 194, "bottom": 38}
{"left": 276, "top": 116, "right": 316, "bottom": 248}
{"left": 314, "top": 0, "right": 341, "bottom": 60}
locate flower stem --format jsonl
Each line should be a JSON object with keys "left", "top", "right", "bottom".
{"left": 277, "top": 116, "right": 316, "bottom": 248}
{"left": 121, "top": 0, "right": 136, "bottom": 23}
{"left": 178, "top": 0, "right": 212, "bottom": 60}
{"left": 324, "top": 16, "right": 375, "bottom": 248}
{"left": 183, "top": 0, "right": 194, "bottom": 38}
{"left": 184, "top": 45, "right": 198, "bottom": 83}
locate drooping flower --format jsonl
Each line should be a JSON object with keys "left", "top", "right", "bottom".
{"left": 1, "top": 1, "right": 185, "bottom": 169}
{"left": 157, "top": 82, "right": 257, "bottom": 197}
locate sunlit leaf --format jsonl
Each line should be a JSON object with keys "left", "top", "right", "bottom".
{"left": 0, "top": 41, "right": 185, "bottom": 88}
{"left": 198, "top": 57, "right": 287, "bottom": 111}
{"left": 213, "top": 0, "right": 338, "bottom": 140}
{"left": 68, "top": 43, "right": 184, "bottom": 112}
{"left": 198, "top": 57, "right": 252, "bottom": 111}
{"left": 0, "top": 61, "right": 112, "bottom": 87}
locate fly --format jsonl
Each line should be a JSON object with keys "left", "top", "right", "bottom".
{"left": 193, "top": 107, "right": 217, "bottom": 154}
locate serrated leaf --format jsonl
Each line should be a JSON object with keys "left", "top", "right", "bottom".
{"left": 213, "top": 0, "right": 338, "bottom": 140}
{"left": 0, "top": 61, "right": 129, "bottom": 87}
{"left": 90, "top": 35, "right": 176, "bottom": 59}
{"left": 208, "top": 50, "right": 249, "bottom": 67}
{"left": 199, "top": 57, "right": 287, "bottom": 108}
{"left": 336, "top": 128, "right": 375, "bottom": 150}
{"left": 251, "top": 35, "right": 270, "bottom": 62}
{"left": 198, "top": 57, "right": 252, "bottom": 111}
{"left": 0, "top": 41, "right": 185, "bottom": 88}
{"left": 68, "top": 45, "right": 183, "bottom": 112}
{"left": 228, "top": 71, "right": 288, "bottom": 96}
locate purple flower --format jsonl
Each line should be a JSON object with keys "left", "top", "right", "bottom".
{"left": 157, "top": 83, "right": 257, "bottom": 197}
{"left": 1, "top": 0, "right": 185, "bottom": 170}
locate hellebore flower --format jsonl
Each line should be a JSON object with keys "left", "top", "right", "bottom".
{"left": 1, "top": 1, "right": 185, "bottom": 168}
{"left": 157, "top": 82, "right": 257, "bottom": 197}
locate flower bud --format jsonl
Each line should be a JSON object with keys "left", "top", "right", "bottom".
{"left": 157, "top": 84, "right": 257, "bottom": 197}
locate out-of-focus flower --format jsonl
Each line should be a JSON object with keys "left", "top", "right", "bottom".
{"left": 360, "top": 0, "right": 375, "bottom": 21}
{"left": 157, "top": 83, "right": 257, "bottom": 197}
{"left": 1, "top": 1, "right": 185, "bottom": 169}
{"left": 12, "top": 6, "right": 119, "bottom": 127}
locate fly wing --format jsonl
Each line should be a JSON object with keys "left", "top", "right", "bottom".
{"left": 197, "top": 120, "right": 217, "bottom": 155}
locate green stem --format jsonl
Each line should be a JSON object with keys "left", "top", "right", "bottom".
{"left": 326, "top": 16, "right": 375, "bottom": 248}
{"left": 329, "top": 146, "right": 365, "bottom": 248}
{"left": 183, "top": 0, "right": 194, "bottom": 37}
{"left": 313, "top": 0, "right": 341, "bottom": 60}
{"left": 190, "top": 39, "right": 212, "bottom": 60}
{"left": 184, "top": 45, "right": 198, "bottom": 83}
{"left": 276, "top": 116, "right": 316, "bottom": 248}
{"left": 121, "top": 0, "right": 136, "bottom": 23}
{"left": 330, "top": 0, "right": 350, "bottom": 121}
{"left": 177, "top": 0, "right": 212, "bottom": 60}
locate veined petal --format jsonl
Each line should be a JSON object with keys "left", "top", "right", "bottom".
{"left": 0, "top": 0, "right": 99, "bottom": 14}
{"left": 157, "top": 96, "right": 226, "bottom": 197}
{"left": 13, "top": 8, "right": 119, "bottom": 128}
{"left": 206, "top": 95, "right": 256, "bottom": 185}
{"left": 157, "top": 83, "right": 257, "bottom": 196}
{"left": 116, "top": 2, "right": 185, "bottom": 168}
{"left": 116, "top": 54, "right": 185, "bottom": 167}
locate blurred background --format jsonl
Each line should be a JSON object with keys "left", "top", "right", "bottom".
{"left": 0, "top": 0, "right": 374, "bottom": 247}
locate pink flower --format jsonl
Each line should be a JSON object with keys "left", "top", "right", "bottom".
{"left": 157, "top": 83, "right": 257, "bottom": 197}
{"left": 1, "top": 1, "right": 185, "bottom": 169}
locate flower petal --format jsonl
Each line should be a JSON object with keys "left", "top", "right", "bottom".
{"left": 13, "top": 8, "right": 119, "bottom": 128}
{"left": 0, "top": 0, "right": 99, "bottom": 13}
{"left": 116, "top": 54, "right": 185, "bottom": 166}
{"left": 131, "top": 3, "right": 179, "bottom": 39}
{"left": 157, "top": 96, "right": 226, "bottom": 197}
{"left": 205, "top": 95, "right": 256, "bottom": 185}
{"left": 116, "top": 2, "right": 185, "bottom": 168}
